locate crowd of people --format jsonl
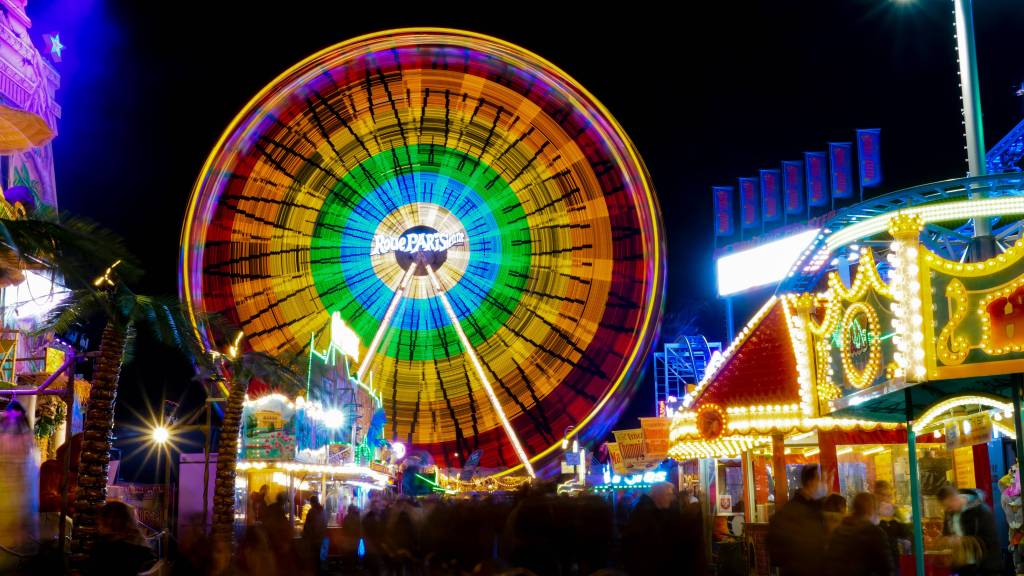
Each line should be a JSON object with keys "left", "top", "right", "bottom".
{"left": 768, "top": 464, "right": 1002, "bottom": 576}
{"left": 167, "top": 480, "right": 706, "bottom": 576}
{"left": 56, "top": 462, "right": 1011, "bottom": 576}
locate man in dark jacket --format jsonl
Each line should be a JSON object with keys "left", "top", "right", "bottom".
{"left": 767, "top": 464, "right": 828, "bottom": 576}
{"left": 826, "top": 492, "right": 895, "bottom": 576}
{"left": 937, "top": 485, "right": 1002, "bottom": 576}
{"left": 302, "top": 495, "right": 328, "bottom": 574}
{"left": 622, "top": 482, "right": 683, "bottom": 575}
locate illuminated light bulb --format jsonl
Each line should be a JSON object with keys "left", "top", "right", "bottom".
{"left": 153, "top": 426, "right": 170, "bottom": 445}
{"left": 323, "top": 409, "right": 345, "bottom": 429}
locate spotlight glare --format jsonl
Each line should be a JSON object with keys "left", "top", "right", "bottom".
{"left": 153, "top": 426, "right": 170, "bottom": 445}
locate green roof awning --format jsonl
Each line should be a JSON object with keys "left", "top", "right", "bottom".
{"left": 828, "top": 375, "right": 1015, "bottom": 423}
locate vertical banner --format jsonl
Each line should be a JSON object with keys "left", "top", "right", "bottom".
{"left": 606, "top": 443, "right": 628, "bottom": 475}
{"left": 782, "top": 160, "right": 804, "bottom": 216}
{"left": 712, "top": 186, "right": 735, "bottom": 237}
{"left": 613, "top": 429, "right": 646, "bottom": 461}
{"left": 805, "top": 151, "right": 828, "bottom": 208}
{"left": 856, "top": 128, "right": 882, "bottom": 187}
{"left": 640, "top": 417, "right": 671, "bottom": 460}
{"left": 739, "top": 177, "right": 760, "bottom": 229}
{"left": 829, "top": 142, "right": 853, "bottom": 199}
{"left": 759, "top": 169, "right": 781, "bottom": 224}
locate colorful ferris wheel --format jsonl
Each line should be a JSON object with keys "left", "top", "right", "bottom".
{"left": 180, "top": 29, "right": 663, "bottom": 475}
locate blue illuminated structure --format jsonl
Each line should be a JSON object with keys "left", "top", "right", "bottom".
{"left": 653, "top": 335, "right": 721, "bottom": 416}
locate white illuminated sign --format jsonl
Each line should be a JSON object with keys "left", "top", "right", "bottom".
{"left": 716, "top": 228, "right": 820, "bottom": 296}
{"left": 370, "top": 232, "right": 466, "bottom": 256}
{"left": 330, "top": 311, "right": 361, "bottom": 362}
{"left": 601, "top": 466, "right": 668, "bottom": 486}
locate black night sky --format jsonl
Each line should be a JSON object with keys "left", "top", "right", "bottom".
{"left": 26, "top": 0, "right": 1024, "bottom": 479}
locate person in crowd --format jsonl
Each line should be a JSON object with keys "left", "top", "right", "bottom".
{"left": 250, "top": 484, "right": 269, "bottom": 524}
{"left": 340, "top": 503, "right": 363, "bottom": 567}
{"left": 937, "top": 485, "right": 1002, "bottom": 576}
{"left": 825, "top": 492, "right": 895, "bottom": 576}
{"left": 81, "top": 500, "right": 157, "bottom": 576}
{"left": 823, "top": 493, "right": 848, "bottom": 536}
{"left": 504, "top": 484, "right": 560, "bottom": 575}
{"left": 873, "top": 480, "right": 911, "bottom": 568}
{"left": 235, "top": 525, "right": 277, "bottom": 576}
{"left": 622, "top": 481, "right": 687, "bottom": 574}
{"left": 302, "top": 494, "right": 328, "bottom": 574}
{"left": 263, "top": 491, "right": 297, "bottom": 571}
{"left": 767, "top": 464, "right": 829, "bottom": 576}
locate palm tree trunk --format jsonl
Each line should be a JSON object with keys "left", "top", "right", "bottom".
{"left": 71, "top": 321, "right": 126, "bottom": 556}
{"left": 212, "top": 376, "right": 246, "bottom": 545}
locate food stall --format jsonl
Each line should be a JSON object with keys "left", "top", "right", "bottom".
{"left": 670, "top": 277, "right": 903, "bottom": 575}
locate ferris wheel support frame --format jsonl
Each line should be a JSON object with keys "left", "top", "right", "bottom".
{"left": 424, "top": 263, "right": 535, "bottom": 478}
{"left": 354, "top": 259, "right": 536, "bottom": 477}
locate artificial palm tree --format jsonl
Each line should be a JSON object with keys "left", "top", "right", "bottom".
{"left": 190, "top": 325, "right": 305, "bottom": 544}
{"left": 0, "top": 208, "right": 193, "bottom": 555}
{"left": 46, "top": 281, "right": 191, "bottom": 555}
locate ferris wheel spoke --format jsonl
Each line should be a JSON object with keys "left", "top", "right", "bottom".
{"left": 356, "top": 265, "right": 416, "bottom": 383}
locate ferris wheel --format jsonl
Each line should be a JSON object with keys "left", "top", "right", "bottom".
{"left": 180, "top": 29, "right": 664, "bottom": 475}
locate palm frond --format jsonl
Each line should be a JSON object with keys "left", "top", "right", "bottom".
{"left": 236, "top": 351, "right": 306, "bottom": 395}
{"left": 0, "top": 212, "right": 140, "bottom": 289}
{"left": 121, "top": 324, "right": 138, "bottom": 364}
{"left": 36, "top": 289, "right": 108, "bottom": 336}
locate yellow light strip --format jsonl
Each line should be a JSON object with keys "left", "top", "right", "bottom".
{"left": 670, "top": 411, "right": 901, "bottom": 442}
{"left": 911, "top": 394, "right": 1011, "bottom": 433}
{"left": 862, "top": 446, "right": 885, "bottom": 456}
{"left": 781, "top": 295, "right": 815, "bottom": 416}
{"left": 685, "top": 296, "right": 778, "bottom": 406}
{"left": 356, "top": 265, "right": 415, "bottom": 383}
{"left": 236, "top": 461, "right": 389, "bottom": 484}
{"left": 425, "top": 263, "right": 535, "bottom": 477}
{"left": 924, "top": 236, "right": 1024, "bottom": 277}
{"left": 667, "top": 435, "right": 772, "bottom": 460}
{"left": 826, "top": 197, "right": 1024, "bottom": 251}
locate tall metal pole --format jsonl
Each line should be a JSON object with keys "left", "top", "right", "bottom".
{"left": 1013, "top": 375, "right": 1024, "bottom": 478}
{"left": 58, "top": 352, "right": 75, "bottom": 562}
{"left": 906, "top": 389, "right": 925, "bottom": 576}
{"left": 202, "top": 390, "right": 212, "bottom": 534}
{"left": 954, "top": 0, "right": 995, "bottom": 259}
{"left": 954, "top": 0, "right": 986, "bottom": 181}
{"left": 725, "top": 297, "right": 735, "bottom": 343}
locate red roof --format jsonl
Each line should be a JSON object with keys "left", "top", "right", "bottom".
{"left": 694, "top": 301, "right": 800, "bottom": 409}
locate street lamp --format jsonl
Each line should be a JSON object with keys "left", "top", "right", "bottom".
{"left": 150, "top": 422, "right": 174, "bottom": 557}
{"left": 561, "top": 425, "right": 575, "bottom": 451}
{"left": 152, "top": 425, "right": 170, "bottom": 445}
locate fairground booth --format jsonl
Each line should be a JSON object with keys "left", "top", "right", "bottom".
{"left": 673, "top": 172, "right": 1024, "bottom": 575}
{"left": 233, "top": 313, "right": 394, "bottom": 531}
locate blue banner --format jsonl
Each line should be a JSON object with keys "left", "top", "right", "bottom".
{"left": 739, "top": 177, "right": 760, "bottom": 229}
{"left": 782, "top": 161, "right": 804, "bottom": 216}
{"left": 805, "top": 152, "right": 828, "bottom": 208}
{"left": 829, "top": 142, "right": 854, "bottom": 199}
{"left": 713, "top": 186, "right": 735, "bottom": 237}
{"left": 760, "top": 169, "right": 781, "bottom": 223}
{"left": 856, "top": 128, "right": 882, "bottom": 187}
